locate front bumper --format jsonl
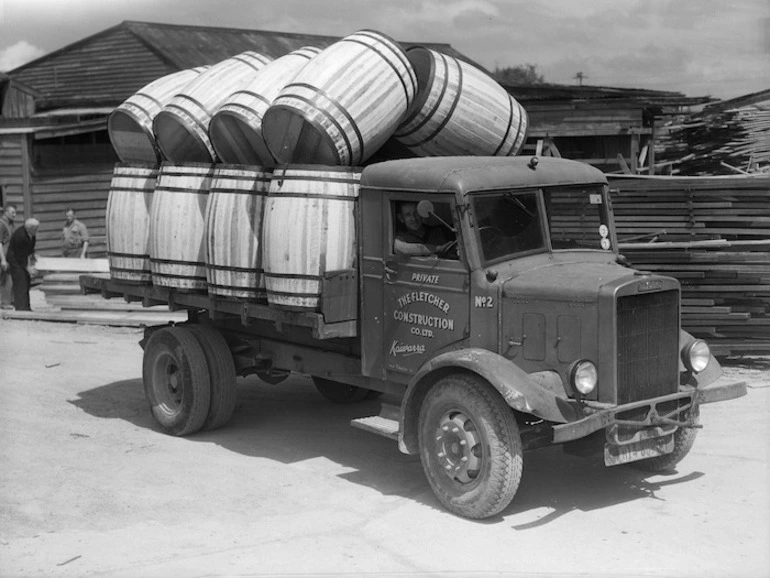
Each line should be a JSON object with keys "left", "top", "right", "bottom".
{"left": 552, "top": 377, "right": 746, "bottom": 444}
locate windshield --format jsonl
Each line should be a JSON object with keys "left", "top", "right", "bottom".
{"left": 545, "top": 185, "right": 612, "bottom": 251}
{"left": 472, "top": 185, "right": 612, "bottom": 264}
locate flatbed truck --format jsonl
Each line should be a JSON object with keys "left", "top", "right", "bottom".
{"left": 81, "top": 155, "right": 746, "bottom": 519}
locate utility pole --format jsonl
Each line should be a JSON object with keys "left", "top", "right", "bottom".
{"left": 574, "top": 71, "right": 586, "bottom": 86}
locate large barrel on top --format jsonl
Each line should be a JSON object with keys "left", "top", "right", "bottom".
{"left": 149, "top": 163, "right": 215, "bottom": 291}
{"left": 261, "top": 30, "right": 417, "bottom": 166}
{"left": 106, "top": 163, "right": 159, "bottom": 283}
{"left": 153, "top": 52, "right": 272, "bottom": 164}
{"left": 395, "top": 47, "right": 528, "bottom": 157}
{"left": 205, "top": 165, "right": 272, "bottom": 300}
{"left": 108, "top": 67, "right": 207, "bottom": 164}
{"left": 263, "top": 166, "right": 361, "bottom": 310}
{"left": 209, "top": 47, "right": 321, "bottom": 166}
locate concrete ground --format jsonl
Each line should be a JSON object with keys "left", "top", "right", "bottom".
{"left": 0, "top": 318, "right": 768, "bottom": 578}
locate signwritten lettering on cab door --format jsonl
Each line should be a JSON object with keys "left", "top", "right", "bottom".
{"left": 387, "top": 289, "right": 458, "bottom": 373}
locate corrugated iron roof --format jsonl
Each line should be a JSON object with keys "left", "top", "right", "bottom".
{"left": 7, "top": 20, "right": 487, "bottom": 110}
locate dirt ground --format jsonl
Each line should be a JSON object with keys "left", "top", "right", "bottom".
{"left": 0, "top": 318, "right": 768, "bottom": 578}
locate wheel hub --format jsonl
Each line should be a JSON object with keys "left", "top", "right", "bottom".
{"left": 434, "top": 410, "right": 483, "bottom": 484}
{"left": 153, "top": 354, "right": 183, "bottom": 413}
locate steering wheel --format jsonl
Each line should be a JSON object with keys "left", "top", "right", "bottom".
{"left": 437, "top": 239, "right": 458, "bottom": 259}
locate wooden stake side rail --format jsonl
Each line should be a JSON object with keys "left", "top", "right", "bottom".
{"left": 78, "top": 275, "right": 357, "bottom": 340}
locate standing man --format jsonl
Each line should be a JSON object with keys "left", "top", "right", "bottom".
{"left": 7, "top": 218, "right": 39, "bottom": 311}
{"left": 0, "top": 203, "right": 17, "bottom": 309}
{"left": 62, "top": 208, "right": 89, "bottom": 258}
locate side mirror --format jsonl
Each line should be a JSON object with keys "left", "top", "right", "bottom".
{"left": 416, "top": 200, "right": 434, "bottom": 219}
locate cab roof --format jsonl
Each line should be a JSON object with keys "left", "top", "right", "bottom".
{"left": 360, "top": 156, "right": 607, "bottom": 195}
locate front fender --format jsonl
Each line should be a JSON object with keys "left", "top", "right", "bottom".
{"left": 398, "top": 348, "right": 581, "bottom": 454}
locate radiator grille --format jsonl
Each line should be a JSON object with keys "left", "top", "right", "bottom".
{"left": 616, "top": 290, "right": 679, "bottom": 404}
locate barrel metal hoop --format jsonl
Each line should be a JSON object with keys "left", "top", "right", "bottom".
{"left": 396, "top": 50, "right": 451, "bottom": 138}
{"left": 408, "top": 53, "right": 464, "bottom": 148}
{"left": 492, "top": 93, "right": 516, "bottom": 156}
{"left": 267, "top": 192, "right": 356, "bottom": 202}
{"left": 227, "top": 89, "right": 272, "bottom": 107}
{"left": 283, "top": 83, "right": 363, "bottom": 164}
{"left": 210, "top": 187, "right": 269, "bottom": 196}
{"left": 151, "top": 257, "right": 207, "bottom": 267}
{"left": 264, "top": 272, "right": 323, "bottom": 281}
{"left": 232, "top": 53, "right": 271, "bottom": 72}
{"left": 108, "top": 251, "right": 150, "bottom": 259}
{"left": 207, "top": 264, "right": 264, "bottom": 273}
{"left": 266, "top": 289, "right": 320, "bottom": 299}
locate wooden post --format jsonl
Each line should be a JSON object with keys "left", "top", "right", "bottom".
{"left": 648, "top": 121, "right": 656, "bottom": 175}
{"left": 20, "top": 134, "right": 33, "bottom": 219}
{"left": 630, "top": 132, "right": 639, "bottom": 173}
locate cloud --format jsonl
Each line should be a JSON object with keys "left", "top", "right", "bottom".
{"left": 0, "top": 41, "right": 46, "bottom": 72}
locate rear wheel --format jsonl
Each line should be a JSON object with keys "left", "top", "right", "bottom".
{"left": 312, "top": 377, "right": 369, "bottom": 404}
{"left": 142, "top": 326, "right": 211, "bottom": 436}
{"left": 418, "top": 373, "right": 523, "bottom": 519}
{"left": 187, "top": 324, "right": 237, "bottom": 431}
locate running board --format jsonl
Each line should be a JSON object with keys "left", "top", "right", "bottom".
{"left": 351, "top": 416, "right": 399, "bottom": 440}
{"left": 350, "top": 401, "right": 400, "bottom": 440}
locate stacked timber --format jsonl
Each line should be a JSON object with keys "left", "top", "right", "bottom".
{"left": 28, "top": 257, "right": 184, "bottom": 326}
{"left": 655, "top": 98, "right": 770, "bottom": 176}
{"left": 610, "top": 173, "right": 770, "bottom": 356}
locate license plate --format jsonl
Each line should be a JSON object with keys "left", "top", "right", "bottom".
{"left": 604, "top": 434, "right": 674, "bottom": 466}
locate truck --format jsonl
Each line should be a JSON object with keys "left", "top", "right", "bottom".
{"left": 81, "top": 155, "right": 747, "bottom": 520}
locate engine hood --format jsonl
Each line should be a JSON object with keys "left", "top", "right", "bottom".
{"left": 502, "top": 260, "right": 640, "bottom": 303}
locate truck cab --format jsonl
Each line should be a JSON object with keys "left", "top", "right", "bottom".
{"left": 350, "top": 156, "right": 745, "bottom": 517}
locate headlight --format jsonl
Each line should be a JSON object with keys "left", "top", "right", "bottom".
{"left": 683, "top": 339, "right": 710, "bottom": 373}
{"left": 571, "top": 360, "right": 598, "bottom": 395}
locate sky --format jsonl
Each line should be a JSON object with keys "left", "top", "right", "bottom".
{"left": 0, "top": 0, "right": 768, "bottom": 100}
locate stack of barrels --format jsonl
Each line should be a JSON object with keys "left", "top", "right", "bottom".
{"left": 106, "top": 29, "right": 529, "bottom": 312}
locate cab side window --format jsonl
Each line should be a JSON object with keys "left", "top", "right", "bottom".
{"left": 392, "top": 200, "right": 458, "bottom": 260}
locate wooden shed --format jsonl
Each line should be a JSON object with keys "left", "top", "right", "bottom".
{"left": 505, "top": 83, "right": 710, "bottom": 175}
{"left": 0, "top": 21, "right": 482, "bottom": 256}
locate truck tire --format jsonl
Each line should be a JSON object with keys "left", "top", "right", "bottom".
{"left": 631, "top": 407, "right": 700, "bottom": 473}
{"left": 188, "top": 324, "right": 237, "bottom": 431}
{"left": 418, "top": 373, "right": 523, "bottom": 519}
{"left": 142, "top": 326, "right": 211, "bottom": 436}
{"left": 312, "top": 377, "right": 369, "bottom": 404}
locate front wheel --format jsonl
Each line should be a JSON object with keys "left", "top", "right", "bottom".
{"left": 418, "top": 374, "right": 523, "bottom": 519}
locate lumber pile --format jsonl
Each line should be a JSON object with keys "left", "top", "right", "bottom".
{"left": 610, "top": 174, "right": 770, "bottom": 356}
{"left": 27, "top": 257, "right": 185, "bottom": 326}
{"left": 655, "top": 96, "right": 770, "bottom": 176}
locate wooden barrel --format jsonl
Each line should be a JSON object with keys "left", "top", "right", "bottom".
{"left": 149, "top": 163, "right": 215, "bottom": 291}
{"left": 205, "top": 165, "right": 272, "bottom": 300}
{"left": 153, "top": 52, "right": 273, "bottom": 164}
{"left": 108, "top": 67, "right": 207, "bottom": 164}
{"left": 263, "top": 166, "right": 361, "bottom": 310}
{"left": 395, "top": 47, "right": 529, "bottom": 157}
{"left": 209, "top": 47, "right": 321, "bottom": 167}
{"left": 106, "top": 163, "right": 159, "bottom": 283}
{"left": 261, "top": 30, "right": 416, "bottom": 166}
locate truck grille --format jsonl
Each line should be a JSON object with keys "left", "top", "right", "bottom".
{"left": 616, "top": 290, "right": 679, "bottom": 404}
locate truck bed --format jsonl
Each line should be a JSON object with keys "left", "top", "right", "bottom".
{"left": 79, "top": 275, "right": 357, "bottom": 340}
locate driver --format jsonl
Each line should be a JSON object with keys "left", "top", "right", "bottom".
{"left": 394, "top": 201, "right": 455, "bottom": 257}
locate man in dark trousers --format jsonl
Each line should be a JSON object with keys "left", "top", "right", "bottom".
{"left": 7, "top": 218, "right": 39, "bottom": 311}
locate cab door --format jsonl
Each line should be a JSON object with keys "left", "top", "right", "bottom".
{"left": 382, "top": 196, "right": 470, "bottom": 378}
